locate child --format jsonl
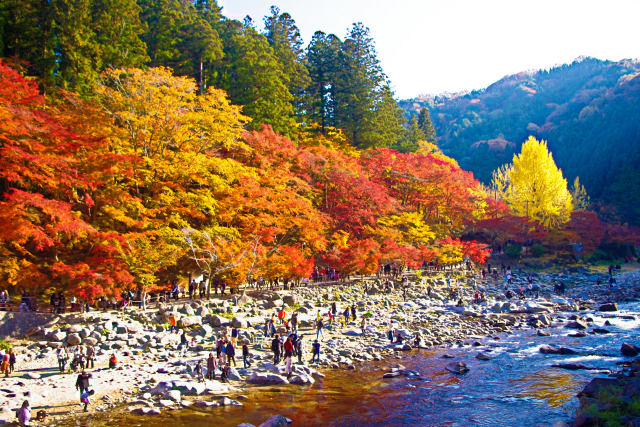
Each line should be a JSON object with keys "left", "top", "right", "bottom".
{"left": 109, "top": 353, "right": 117, "bottom": 369}
{"left": 80, "top": 390, "right": 90, "bottom": 412}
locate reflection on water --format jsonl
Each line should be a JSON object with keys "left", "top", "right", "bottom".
{"left": 511, "top": 370, "right": 581, "bottom": 407}
{"left": 72, "top": 302, "right": 640, "bottom": 427}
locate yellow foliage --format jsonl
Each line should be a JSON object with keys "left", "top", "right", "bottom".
{"left": 505, "top": 136, "right": 573, "bottom": 229}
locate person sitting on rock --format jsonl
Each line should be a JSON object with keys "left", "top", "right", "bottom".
{"left": 220, "top": 364, "right": 230, "bottom": 383}
{"left": 108, "top": 353, "right": 117, "bottom": 369}
{"left": 395, "top": 331, "right": 404, "bottom": 344}
{"left": 413, "top": 333, "right": 422, "bottom": 347}
{"left": 16, "top": 400, "right": 31, "bottom": 426}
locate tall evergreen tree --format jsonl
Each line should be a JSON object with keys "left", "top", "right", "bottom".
{"left": 366, "top": 85, "right": 406, "bottom": 148}
{"left": 418, "top": 107, "right": 437, "bottom": 144}
{"left": 334, "top": 23, "right": 385, "bottom": 147}
{"left": 305, "top": 30, "right": 342, "bottom": 132}
{"left": 397, "top": 113, "right": 426, "bottom": 152}
{"left": 263, "top": 6, "right": 310, "bottom": 120}
{"left": 215, "top": 19, "right": 294, "bottom": 134}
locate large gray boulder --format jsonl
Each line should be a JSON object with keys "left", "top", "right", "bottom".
{"left": 282, "top": 295, "right": 297, "bottom": 306}
{"left": 66, "top": 333, "right": 82, "bottom": 346}
{"left": 210, "top": 315, "right": 228, "bottom": 327}
{"left": 178, "top": 315, "right": 202, "bottom": 328}
{"left": 599, "top": 302, "right": 618, "bottom": 312}
{"left": 231, "top": 317, "right": 246, "bottom": 328}
{"left": 246, "top": 372, "right": 289, "bottom": 385}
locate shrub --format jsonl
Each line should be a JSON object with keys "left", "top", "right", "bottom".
{"left": 531, "top": 243, "right": 545, "bottom": 257}
{"left": 505, "top": 244, "right": 522, "bottom": 258}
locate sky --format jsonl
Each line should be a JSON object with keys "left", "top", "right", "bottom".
{"left": 220, "top": 0, "right": 640, "bottom": 99}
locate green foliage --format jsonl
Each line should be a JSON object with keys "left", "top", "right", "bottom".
{"left": 504, "top": 243, "right": 522, "bottom": 258}
{"left": 530, "top": 243, "right": 545, "bottom": 257}
{"left": 418, "top": 107, "right": 437, "bottom": 144}
{"left": 0, "top": 339, "right": 10, "bottom": 351}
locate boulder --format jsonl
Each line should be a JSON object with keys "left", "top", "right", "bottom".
{"left": 282, "top": 295, "right": 297, "bottom": 306}
{"left": 539, "top": 345, "right": 576, "bottom": 355}
{"left": 578, "top": 377, "right": 621, "bottom": 398}
{"left": 475, "top": 353, "right": 491, "bottom": 361}
{"left": 47, "top": 331, "right": 66, "bottom": 342}
{"left": 288, "top": 373, "right": 315, "bottom": 385}
{"left": 565, "top": 319, "right": 588, "bottom": 330}
{"left": 231, "top": 317, "right": 246, "bottom": 329}
{"left": 258, "top": 415, "right": 291, "bottom": 427}
{"left": 537, "top": 330, "right": 551, "bottom": 337}
{"left": 210, "top": 315, "right": 228, "bottom": 327}
{"left": 598, "top": 302, "right": 618, "bottom": 312}
{"left": 178, "top": 316, "right": 202, "bottom": 328}
{"left": 66, "top": 333, "right": 82, "bottom": 346}
{"left": 551, "top": 363, "right": 595, "bottom": 370}
{"left": 166, "top": 390, "right": 181, "bottom": 402}
{"left": 621, "top": 343, "right": 640, "bottom": 357}
{"left": 445, "top": 362, "right": 469, "bottom": 374}
{"left": 246, "top": 372, "right": 289, "bottom": 385}
{"left": 67, "top": 325, "right": 83, "bottom": 334}
{"left": 342, "top": 329, "right": 363, "bottom": 337}
{"left": 131, "top": 407, "right": 161, "bottom": 416}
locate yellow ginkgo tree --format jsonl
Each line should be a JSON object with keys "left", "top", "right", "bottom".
{"left": 502, "top": 136, "right": 573, "bottom": 229}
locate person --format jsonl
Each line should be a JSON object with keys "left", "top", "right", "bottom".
{"left": 351, "top": 304, "right": 357, "bottom": 321}
{"left": 263, "top": 319, "right": 270, "bottom": 337}
{"left": 57, "top": 347, "right": 68, "bottom": 373}
{"left": 291, "top": 312, "right": 298, "bottom": 334}
{"left": 327, "top": 309, "right": 333, "bottom": 326}
{"left": 284, "top": 335, "right": 295, "bottom": 376}
{"left": 220, "top": 364, "right": 230, "bottom": 383}
{"left": 1, "top": 350, "right": 8, "bottom": 377}
{"left": 85, "top": 345, "right": 95, "bottom": 369}
{"left": 231, "top": 326, "right": 239, "bottom": 347}
{"left": 360, "top": 317, "right": 367, "bottom": 336}
{"left": 414, "top": 332, "right": 422, "bottom": 347}
{"left": 331, "top": 302, "right": 337, "bottom": 318}
{"left": 295, "top": 334, "right": 304, "bottom": 363}
{"left": 169, "top": 314, "right": 177, "bottom": 333}
{"left": 242, "top": 342, "right": 250, "bottom": 368}
{"left": 225, "top": 340, "right": 236, "bottom": 367}
{"left": 206, "top": 353, "right": 216, "bottom": 380}
{"left": 80, "top": 390, "right": 90, "bottom": 412}
{"left": 16, "top": 400, "right": 31, "bottom": 426}
{"left": 76, "top": 370, "right": 92, "bottom": 395}
{"left": 8, "top": 348, "right": 16, "bottom": 374}
{"left": 343, "top": 307, "right": 350, "bottom": 324}
{"left": 108, "top": 353, "right": 117, "bottom": 369}
{"left": 271, "top": 334, "right": 281, "bottom": 364}
{"left": 179, "top": 331, "right": 188, "bottom": 355}
{"left": 216, "top": 339, "right": 225, "bottom": 366}
{"left": 387, "top": 327, "right": 394, "bottom": 343}
{"left": 278, "top": 308, "right": 285, "bottom": 325}
{"left": 311, "top": 339, "right": 320, "bottom": 363}
{"left": 316, "top": 317, "right": 325, "bottom": 341}
{"left": 0, "top": 290, "right": 8, "bottom": 311}
{"left": 194, "top": 360, "right": 204, "bottom": 382}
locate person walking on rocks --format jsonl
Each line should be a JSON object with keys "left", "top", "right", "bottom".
{"left": 225, "top": 340, "right": 236, "bottom": 367}
{"left": 278, "top": 308, "right": 285, "bottom": 325}
{"left": 291, "top": 312, "right": 298, "bottom": 334}
{"left": 360, "top": 317, "right": 367, "bottom": 336}
{"left": 8, "top": 348, "right": 15, "bottom": 374}
{"left": 296, "top": 334, "right": 304, "bottom": 363}
{"left": 316, "top": 317, "right": 325, "bottom": 341}
{"left": 57, "top": 347, "right": 68, "bottom": 373}
{"left": 242, "top": 342, "right": 250, "bottom": 368}
{"left": 86, "top": 345, "right": 95, "bottom": 369}
{"left": 271, "top": 334, "right": 281, "bottom": 364}
{"left": 216, "top": 339, "right": 224, "bottom": 366}
{"left": 207, "top": 353, "right": 216, "bottom": 380}
{"left": 76, "top": 370, "right": 92, "bottom": 395}
{"left": 343, "top": 307, "right": 350, "bottom": 324}
{"left": 194, "top": 360, "right": 204, "bottom": 382}
{"left": 351, "top": 304, "right": 357, "bottom": 321}
{"left": 169, "top": 314, "right": 177, "bottom": 333}
{"left": 231, "top": 326, "right": 239, "bottom": 347}
{"left": 1, "top": 351, "right": 8, "bottom": 377}
{"left": 179, "top": 331, "right": 188, "bottom": 355}
{"left": 284, "top": 336, "right": 294, "bottom": 377}
{"left": 331, "top": 302, "right": 337, "bottom": 318}
{"left": 311, "top": 339, "right": 320, "bottom": 363}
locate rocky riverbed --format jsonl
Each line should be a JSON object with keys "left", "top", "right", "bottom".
{"left": 1, "top": 266, "right": 639, "bottom": 425}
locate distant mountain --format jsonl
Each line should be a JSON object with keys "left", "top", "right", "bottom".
{"left": 401, "top": 57, "right": 640, "bottom": 225}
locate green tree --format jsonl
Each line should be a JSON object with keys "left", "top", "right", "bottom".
{"left": 397, "top": 113, "right": 426, "bottom": 152}
{"left": 264, "top": 6, "right": 310, "bottom": 120}
{"left": 366, "top": 85, "right": 406, "bottom": 148}
{"left": 305, "top": 30, "right": 342, "bottom": 132}
{"left": 334, "top": 22, "right": 385, "bottom": 147}
{"left": 215, "top": 19, "right": 294, "bottom": 134}
{"left": 418, "top": 107, "right": 437, "bottom": 144}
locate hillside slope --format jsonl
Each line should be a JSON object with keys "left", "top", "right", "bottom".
{"left": 401, "top": 57, "right": 640, "bottom": 224}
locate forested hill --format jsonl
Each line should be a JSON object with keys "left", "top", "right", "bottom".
{"left": 400, "top": 57, "right": 640, "bottom": 225}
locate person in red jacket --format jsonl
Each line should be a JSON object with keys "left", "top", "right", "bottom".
{"left": 284, "top": 335, "right": 295, "bottom": 376}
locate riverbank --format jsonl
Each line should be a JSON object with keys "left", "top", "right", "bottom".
{"left": 1, "top": 265, "right": 639, "bottom": 425}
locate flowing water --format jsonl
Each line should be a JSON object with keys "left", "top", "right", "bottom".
{"left": 81, "top": 302, "right": 640, "bottom": 427}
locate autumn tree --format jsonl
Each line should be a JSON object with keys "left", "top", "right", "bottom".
{"left": 503, "top": 136, "right": 573, "bottom": 229}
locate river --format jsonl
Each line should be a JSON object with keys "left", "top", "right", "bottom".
{"left": 79, "top": 302, "right": 640, "bottom": 427}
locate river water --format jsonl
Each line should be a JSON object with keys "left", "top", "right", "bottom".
{"left": 85, "top": 302, "right": 640, "bottom": 427}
